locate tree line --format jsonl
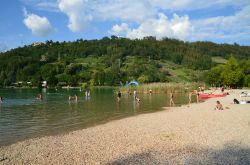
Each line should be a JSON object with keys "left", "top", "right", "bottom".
{"left": 0, "top": 36, "right": 249, "bottom": 87}
{"left": 205, "top": 56, "right": 250, "bottom": 88}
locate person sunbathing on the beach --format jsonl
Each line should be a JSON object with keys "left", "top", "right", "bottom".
{"left": 233, "top": 98, "right": 250, "bottom": 104}
{"left": 214, "top": 101, "right": 223, "bottom": 110}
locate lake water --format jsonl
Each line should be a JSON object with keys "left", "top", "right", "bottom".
{"left": 0, "top": 87, "right": 190, "bottom": 146}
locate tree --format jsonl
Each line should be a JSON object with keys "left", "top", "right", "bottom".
{"left": 221, "top": 56, "right": 244, "bottom": 87}
{"left": 244, "top": 75, "right": 250, "bottom": 87}
{"left": 205, "top": 65, "right": 224, "bottom": 86}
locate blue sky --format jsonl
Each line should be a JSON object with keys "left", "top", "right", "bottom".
{"left": 1, "top": 0, "right": 250, "bottom": 52}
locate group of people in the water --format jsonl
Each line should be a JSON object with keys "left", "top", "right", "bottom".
{"left": 169, "top": 90, "right": 200, "bottom": 107}
{"left": 116, "top": 88, "right": 200, "bottom": 106}
{"left": 68, "top": 90, "right": 91, "bottom": 102}
{"left": 117, "top": 90, "right": 141, "bottom": 103}
{"left": 116, "top": 87, "right": 249, "bottom": 109}
{"left": 116, "top": 88, "right": 201, "bottom": 106}
{"left": 2, "top": 87, "right": 249, "bottom": 110}
{"left": 34, "top": 89, "right": 91, "bottom": 103}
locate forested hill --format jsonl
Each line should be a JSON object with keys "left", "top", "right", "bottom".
{"left": 0, "top": 36, "right": 249, "bottom": 87}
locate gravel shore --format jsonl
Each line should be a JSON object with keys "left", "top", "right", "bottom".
{"left": 1, "top": 89, "right": 250, "bottom": 165}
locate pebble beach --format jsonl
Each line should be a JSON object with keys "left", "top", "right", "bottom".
{"left": 1, "top": 89, "right": 250, "bottom": 165}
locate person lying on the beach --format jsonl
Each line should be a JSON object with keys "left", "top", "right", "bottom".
{"left": 233, "top": 98, "right": 250, "bottom": 104}
{"left": 214, "top": 101, "right": 223, "bottom": 110}
{"left": 240, "top": 91, "right": 250, "bottom": 97}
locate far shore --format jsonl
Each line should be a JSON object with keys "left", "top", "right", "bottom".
{"left": 1, "top": 89, "right": 250, "bottom": 164}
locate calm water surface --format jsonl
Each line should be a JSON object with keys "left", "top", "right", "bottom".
{"left": 0, "top": 87, "right": 190, "bottom": 146}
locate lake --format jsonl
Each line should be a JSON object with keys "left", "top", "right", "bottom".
{"left": 0, "top": 87, "right": 190, "bottom": 146}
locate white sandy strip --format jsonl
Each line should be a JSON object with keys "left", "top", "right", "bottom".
{"left": 0, "top": 90, "right": 250, "bottom": 165}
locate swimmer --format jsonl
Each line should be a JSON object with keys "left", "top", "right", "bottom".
{"left": 36, "top": 94, "right": 43, "bottom": 100}
{"left": 135, "top": 96, "right": 140, "bottom": 102}
{"left": 69, "top": 95, "right": 77, "bottom": 101}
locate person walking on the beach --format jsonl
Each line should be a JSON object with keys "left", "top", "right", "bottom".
{"left": 117, "top": 90, "right": 121, "bottom": 101}
{"left": 169, "top": 91, "right": 175, "bottom": 107}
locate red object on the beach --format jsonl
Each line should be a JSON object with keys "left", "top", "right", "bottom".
{"left": 199, "top": 93, "right": 226, "bottom": 99}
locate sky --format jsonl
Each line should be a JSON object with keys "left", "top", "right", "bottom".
{"left": 1, "top": 0, "right": 250, "bottom": 52}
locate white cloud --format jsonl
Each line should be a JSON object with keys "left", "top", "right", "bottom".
{"left": 150, "top": 0, "right": 250, "bottom": 11}
{"left": 21, "top": 0, "right": 250, "bottom": 44}
{"left": 110, "top": 23, "right": 129, "bottom": 36}
{"left": 58, "top": 0, "right": 92, "bottom": 32}
{"left": 21, "top": 0, "right": 59, "bottom": 12}
{"left": 95, "top": 0, "right": 156, "bottom": 23}
{"left": 191, "top": 5, "right": 250, "bottom": 42}
{"left": 36, "top": 1, "right": 59, "bottom": 12}
{"left": 58, "top": 0, "right": 155, "bottom": 32}
{"left": 23, "top": 9, "right": 54, "bottom": 37}
{"left": 112, "top": 13, "right": 193, "bottom": 40}
{"left": 0, "top": 43, "right": 8, "bottom": 52}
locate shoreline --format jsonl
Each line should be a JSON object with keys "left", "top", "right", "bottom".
{"left": 1, "top": 89, "right": 250, "bottom": 164}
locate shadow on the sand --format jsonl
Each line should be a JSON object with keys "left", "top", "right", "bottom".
{"left": 108, "top": 142, "right": 250, "bottom": 165}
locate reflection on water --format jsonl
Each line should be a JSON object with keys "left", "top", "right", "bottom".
{"left": 0, "top": 88, "right": 190, "bottom": 146}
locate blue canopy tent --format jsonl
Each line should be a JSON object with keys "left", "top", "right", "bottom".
{"left": 125, "top": 80, "right": 139, "bottom": 86}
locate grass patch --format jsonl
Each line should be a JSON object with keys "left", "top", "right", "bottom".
{"left": 212, "top": 56, "right": 227, "bottom": 64}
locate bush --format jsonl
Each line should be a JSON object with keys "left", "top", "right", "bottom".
{"left": 244, "top": 75, "right": 250, "bottom": 87}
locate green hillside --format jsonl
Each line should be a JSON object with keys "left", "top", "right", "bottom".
{"left": 0, "top": 36, "right": 249, "bottom": 87}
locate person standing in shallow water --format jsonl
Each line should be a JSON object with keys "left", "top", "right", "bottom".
{"left": 0, "top": 96, "right": 3, "bottom": 103}
{"left": 133, "top": 90, "right": 137, "bottom": 100}
{"left": 117, "top": 90, "right": 121, "bottom": 101}
{"left": 188, "top": 92, "right": 192, "bottom": 106}
{"left": 169, "top": 91, "right": 175, "bottom": 107}
{"left": 193, "top": 90, "right": 199, "bottom": 103}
